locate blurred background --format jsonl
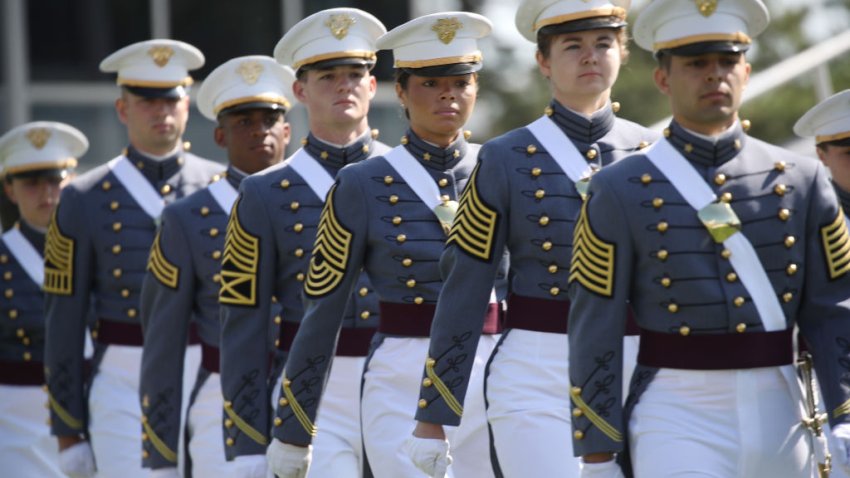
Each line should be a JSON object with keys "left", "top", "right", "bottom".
{"left": 2, "top": 0, "right": 849, "bottom": 169}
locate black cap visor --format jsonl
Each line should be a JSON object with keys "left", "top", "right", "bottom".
{"left": 658, "top": 41, "right": 751, "bottom": 58}
{"left": 6, "top": 167, "right": 73, "bottom": 181}
{"left": 298, "top": 56, "right": 375, "bottom": 74}
{"left": 538, "top": 15, "right": 626, "bottom": 39}
{"left": 218, "top": 101, "right": 288, "bottom": 118}
{"left": 123, "top": 85, "right": 188, "bottom": 99}
{"left": 400, "top": 62, "right": 482, "bottom": 78}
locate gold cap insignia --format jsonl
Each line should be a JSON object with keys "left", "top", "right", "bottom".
{"left": 148, "top": 45, "right": 174, "bottom": 67}
{"left": 325, "top": 14, "right": 356, "bottom": 40}
{"left": 695, "top": 0, "right": 718, "bottom": 17}
{"left": 432, "top": 17, "right": 463, "bottom": 45}
{"left": 237, "top": 61, "right": 264, "bottom": 85}
{"left": 26, "top": 128, "right": 51, "bottom": 149}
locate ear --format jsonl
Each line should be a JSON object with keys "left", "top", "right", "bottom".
{"left": 3, "top": 182, "right": 17, "bottom": 205}
{"left": 536, "top": 50, "right": 551, "bottom": 79}
{"left": 293, "top": 78, "right": 307, "bottom": 103}
{"left": 742, "top": 61, "right": 752, "bottom": 91}
{"left": 115, "top": 97, "right": 129, "bottom": 125}
{"left": 653, "top": 66, "right": 671, "bottom": 96}
{"left": 395, "top": 81, "right": 406, "bottom": 105}
{"left": 367, "top": 73, "right": 377, "bottom": 100}
{"left": 213, "top": 125, "right": 226, "bottom": 148}
{"left": 280, "top": 121, "right": 292, "bottom": 147}
{"left": 816, "top": 146, "right": 828, "bottom": 163}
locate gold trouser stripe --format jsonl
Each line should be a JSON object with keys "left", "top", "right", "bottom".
{"left": 569, "top": 388, "right": 622, "bottom": 442}
{"left": 425, "top": 360, "right": 464, "bottom": 417}
{"left": 282, "top": 376, "right": 318, "bottom": 437}
{"left": 223, "top": 403, "right": 268, "bottom": 445}
{"left": 47, "top": 393, "right": 83, "bottom": 430}
{"left": 833, "top": 398, "right": 850, "bottom": 419}
{"left": 141, "top": 418, "right": 177, "bottom": 463}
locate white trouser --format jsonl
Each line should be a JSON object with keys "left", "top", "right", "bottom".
{"left": 89, "top": 344, "right": 200, "bottom": 477}
{"left": 485, "top": 330, "right": 638, "bottom": 477}
{"left": 362, "top": 336, "right": 498, "bottom": 478}
{"left": 187, "top": 372, "right": 240, "bottom": 476}
{"left": 0, "top": 384, "right": 64, "bottom": 477}
{"left": 272, "top": 356, "right": 366, "bottom": 478}
{"left": 629, "top": 366, "right": 812, "bottom": 477}
{"left": 179, "top": 344, "right": 201, "bottom": 477}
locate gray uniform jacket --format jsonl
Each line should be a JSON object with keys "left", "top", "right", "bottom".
{"left": 44, "top": 145, "right": 223, "bottom": 437}
{"left": 139, "top": 166, "right": 246, "bottom": 468}
{"left": 0, "top": 221, "right": 47, "bottom": 382}
{"left": 271, "top": 129, "right": 500, "bottom": 446}
{"left": 415, "top": 101, "right": 657, "bottom": 426}
{"left": 567, "top": 121, "right": 850, "bottom": 456}
{"left": 219, "top": 131, "right": 388, "bottom": 459}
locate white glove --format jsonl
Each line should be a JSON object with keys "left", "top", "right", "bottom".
{"left": 580, "top": 459, "right": 624, "bottom": 478}
{"left": 265, "top": 439, "right": 312, "bottom": 478}
{"left": 234, "top": 454, "right": 270, "bottom": 478}
{"left": 403, "top": 435, "right": 452, "bottom": 478}
{"left": 58, "top": 441, "right": 96, "bottom": 478}
{"left": 832, "top": 423, "right": 850, "bottom": 475}
{"left": 149, "top": 467, "right": 181, "bottom": 478}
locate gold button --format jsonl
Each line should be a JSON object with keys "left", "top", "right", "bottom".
{"left": 290, "top": 201, "right": 300, "bottom": 211}
{"left": 296, "top": 273, "right": 305, "bottom": 282}
{"left": 0, "top": 255, "right": 6, "bottom": 264}
{"left": 684, "top": 143, "right": 694, "bottom": 153}
{"left": 784, "top": 236, "right": 796, "bottom": 248}
{"left": 212, "top": 250, "right": 222, "bottom": 260}
{"left": 423, "top": 153, "right": 431, "bottom": 161}
{"left": 273, "top": 417, "right": 282, "bottom": 426}
{"left": 384, "top": 176, "right": 394, "bottom": 185}
{"left": 9, "top": 309, "right": 18, "bottom": 319}
{"left": 783, "top": 292, "right": 793, "bottom": 303}
{"left": 714, "top": 174, "right": 726, "bottom": 185}
{"left": 679, "top": 325, "right": 690, "bottom": 336}
{"left": 160, "top": 184, "right": 172, "bottom": 195}
{"left": 726, "top": 272, "right": 738, "bottom": 282}
{"left": 721, "top": 249, "right": 732, "bottom": 259}
{"left": 121, "top": 289, "right": 130, "bottom": 298}
{"left": 294, "top": 248, "right": 304, "bottom": 258}
{"left": 4, "top": 289, "right": 12, "bottom": 299}
{"left": 142, "top": 450, "right": 150, "bottom": 459}
{"left": 526, "top": 145, "right": 537, "bottom": 154}
{"left": 389, "top": 195, "right": 399, "bottom": 205}
{"left": 211, "top": 174, "right": 221, "bottom": 183}
{"left": 113, "top": 268, "right": 122, "bottom": 278}
{"left": 360, "top": 311, "right": 370, "bottom": 319}
{"left": 224, "top": 418, "right": 234, "bottom": 428}
{"left": 639, "top": 141, "right": 650, "bottom": 149}
{"left": 440, "top": 195, "right": 450, "bottom": 203}
{"left": 438, "top": 178, "right": 448, "bottom": 187}
{"left": 657, "top": 249, "right": 668, "bottom": 261}
{"left": 542, "top": 241, "right": 553, "bottom": 251}
{"left": 574, "top": 430, "right": 584, "bottom": 440}
{"left": 657, "top": 221, "right": 669, "bottom": 233}
{"left": 320, "top": 151, "right": 329, "bottom": 160}
{"left": 280, "top": 179, "right": 290, "bottom": 189}
{"left": 544, "top": 106, "right": 554, "bottom": 116}
{"left": 402, "top": 258, "right": 413, "bottom": 267}
{"left": 91, "top": 330, "right": 98, "bottom": 339}
{"left": 736, "top": 323, "right": 747, "bottom": 333}
{"left": 778, "top": 208, "right": 790, "bottom": 221}
{"left": 293, "top": 223, "right": 303, "bottom": 233}
{"left": 110, "top": 201, "right": 119, "bottom": 211}
{"left": 406, "top": 279, "right": 416, "bottom": 288}
{"left": 113, "top": 222, "right": 122, "bottom": 232}
{"left": 741, "top": 119, "right": 752, "bottom": 131}
{"left": 423, "top": 378, "right": 433, "bottom": 387}
{"left": 550, "top": 287, "right": 560, "bottom": 296}
{"left": 3, "top": 271, "right": 10, "bottom": 280}
{"left": 142, "top": 433, "right": 148, "bottom": 441}
{"left": 112, "top": 244, "right": 122, "bottom": 255}
{"left": 548, "top": 264, "right": 558, "bottom": 274}
{"left": 572, "top": 408, "right": 583, "bottom": 417}
{"left": 414, "top": 296, "right": 424, "bottom": 305}
{"left": 127, "top": 308, "right": 137, "bottom": 318}
{"left": 586, "top": 149, "right": 597, "bottom": 160}
{"left": 102, "top": 181, "right": 111, "bottom": 191}
{"left": 774, "top": 161, "right": 786, "bottom": 172}
{"left": 274, "top": 315, "right": 282, "bottom": 325}
{"left": 274, "top": 339, "right": 280, "bottom": 347}
{"left": 16, "top": 328, "right": 25, "bottom": 338}
{"left": 400, "top": 136, "right": 409, "bottom": 145}
{"left": 663, "top": 128, "right": 671, "bottom": 138}
{"left": 652, "top": 197, "right": 664, "bottom": 209}
{"left": 22, "top": 337, "right": 30, "bottom": 346}
{"left": 279, "top": 398, "right": 288, "bottom": 407}
{"left": 210, "top": 228, "right": 219, "bottom": 237}
{"left": 454, "top": 150, "right": 462, "bottom": 159}
{"left": 359, "top": 287, "right": 369, "bottom": 297}
{"left": 719, "top": 192, "right": 732, "bottom": 203}
{"left": 774, "top": 184, "right": 787, "bottom": 196}
{"left": 392, "top": 216, "right": 402, "bottom": 225}
{"left": 786, "top": 264, "right": 798, "bottom": 276}
{"left": 640, "top": 174, "right": 653, "bottom": 185}
{"left": 531, "top": 167, "right": 542, "bottom": 177}
{"left": 539, "top": 216, "right": 550, "bottom": 226}
{"left": 200, "top": 206, "right": 210, "bottom": 216}
{"left": 611, "top": 101, "right": 621, "bottom": 113}
{"left": 734, "top": 139, "right": 742, "bottom": 150}
{"left": 226, "top": 438, "right": 234, "bottom": 446}
{"left": 397, "top": 234, "right": 407, "bottom": 243}
{"left": 535, "top": 189, "right": 545, "bottom": 199}
{"left": 668, "top": 302, "right": 678, "bottom": 313}
{"left": 418, "top": 399, "right": 428, "bottom": 409}
{"left": 660, "top": 277, "right": 671, "bottom": 288}
{"left": 362, "top": 145, "right": 370, "bottom": 154}
{"left": 272, "top": 296, "right": 278, "bottom": 303}
{"left": 733, "top": 297, "right": 745, "bottom": 307}
{"left": 22, "top": 351, "right": 31, "bottom": 361}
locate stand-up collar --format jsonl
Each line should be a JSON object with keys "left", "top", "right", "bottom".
{"left": 834, "top": 182, "right": 850, "bottom": 214}
{"left": 547, "top": 100, "right": 615, "bottom": 145}
{"left": 224, "top": 165, "right": 247, "bottom": 190}
{"left": 664, "top": 121, "right": 745, "bottom": 167}
{"left": 18, "top": 220, "right": 46, "bottom": 253}
{"left": 125, "top": 144, "right": 185, "bottom": 183}
{"left": 400, "top": 129, "right": 468, "bottom": 171}
{"left": 303, "top": 129, "right": 377, "bottom": 168}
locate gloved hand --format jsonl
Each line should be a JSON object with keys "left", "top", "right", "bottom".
{"left": 266, "top": 438, "right": 312, "bottom": 478}
{"left": 58, "top": 441, "right": 96, "bottom": 478}
{"left": 403, "top": 435, "right": 452, "bottom": 478}
{"left": 234, "top": 454, "right": 270, "bottom": 478}
{"left": 580, "top": 458, "right": 625, "bottom": 478}
{"left": 832, "top": 423, "right": 850, "bottom": 475}
{"left": 149, "top": 467, "right": 181, "bottom": 478}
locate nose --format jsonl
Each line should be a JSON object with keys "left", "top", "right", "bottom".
{"left": 440, "top": 84, "right": 456, "bottom": 101}
{"left": 581, "top": 46, "right": 598, "bottom": 65}
{"left": 706, "top": 60, "right": 724, "bottom": 83}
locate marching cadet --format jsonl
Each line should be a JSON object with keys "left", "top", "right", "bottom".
{"left": 218, "top": 8, "right": 388, "bottom": 477}
{"left": 43, "top": 39, "right": 223, "bottom": 478}
{"left": 407, "top": 1, "right": 655, "bottom": 476}
{"left": 567, "top": 1, "right": 850, "bottom": 477}
{"left": 139, "top": 56, "right": 294, "bottom": 478}
{"left": 0, "top": 122, "right": 84, "bottom": 477}
{"left": 266, "top": 12, "right": 502, "bottom": 478}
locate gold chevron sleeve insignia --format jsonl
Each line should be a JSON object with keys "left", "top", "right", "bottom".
{"left": 219, "top": 199, "right": 260, "bottom": 306}
{"left": 446, "top": 163, "right": 498, "bottom": 262}
{"left": 44, "top": 211, "right": 74, "bottom": 295}
{"left": 281, "top": 375, "right": 318, "bottom": 436}
{"left": 821, "top": 209, "right": 850, "bottom": 279}
{"left": 141, "top": 415, "right": 177, "bottom": 463}
{"left": 147, "top": 231, "right": 179, "bottom": 289}
{"left": 569, "top": 386, "right": 622, "bottom": 442}
{"left": 305, "top": 185, "right": 352, "bottom": 298}
{"left": 569, "top": 199, "right": 615, "bottom": 297}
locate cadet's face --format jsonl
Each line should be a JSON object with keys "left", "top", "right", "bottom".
{"left": 117, "top": 92, "right": 190, "bottom": 155}
{"left": 396, "top": 73, "right": 477, "bottom": 147}
{"left": 215, "top": 109, "right": 291, "bottom": 174}
{"left": 655, "top": 52, "right": 751, "bottom": 134}
{"left": 4, "top": 175, "right": 71, "bottom": 229}
{"left": 294, "top": 65, "right": 376, "bottom": 129}
{"left": 537, "top": 29, "right": 622, "bottom": 106}
{"left": 818, "top": 144, "right": 850, "bottom": 193}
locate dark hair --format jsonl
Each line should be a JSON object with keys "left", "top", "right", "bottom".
{"left": 656, "top": 51, "right": 672, "bottom": 71}
{"left": 817, "top": 137, "right": 850, "bottom": 150}
{"left": 537, "top": 24, "right": 629, "bottom": 63}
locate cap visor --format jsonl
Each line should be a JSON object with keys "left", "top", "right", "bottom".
{"left": 401, "top": 62, "right": 482, "bottom": 78}
{"left": 123, "top": 85, "right": 187, "bottom": 99}
{"left": 538, "top": 16, "right": 626, "bottom": 38}
{"left": 7, "top": 167, "right": 72, "bottom": 181}
{"left": 218, "top": 102, "right": 287, "bottom": 117}
{"left": 299, "top": 57, "right": 374, "bottom": 72}
{"left": 660, "top": 41, "right": 751, "bottom": 57}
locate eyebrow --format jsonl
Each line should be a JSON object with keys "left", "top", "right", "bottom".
{"left": 560, "top": 33, "right": 614, "bottom": 43}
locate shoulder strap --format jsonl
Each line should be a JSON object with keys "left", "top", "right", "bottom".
{"left": 287, "top": 148, "right": 335, "bottom": 200}
{"left": 107, "top": 155, "right": 165, "bottom": 219}
{"left": 207, "top": 178, "right": 239, "bottom": 214}
{"left": 526, "top": 115, "right": 593, "bottom": 183}
{"left": 2, "top": 228, "right": 43, "bottom": 286}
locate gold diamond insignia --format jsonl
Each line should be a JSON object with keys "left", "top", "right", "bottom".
{"left": 698, "top": 201, "right": 741, "bottom": 243}
{"left": 695, "top": 0, "right": 718, "bottom": 17}
{"left": 26, "top": 128, "right": 51, "bottom": 149}
{"left": 325, "top": 14, "right": 356, "bottom": 40}
{"left": 148, "top": 45, "right": 174, "bottom": 67}
{"left": 237, "top": 61, "right": 264, "bottom": 85}
{"left": 432, "top": 17, "right": 463, "bottom": 45}
{"left": 434, "top": 200, "right": 459, "bottom": 236}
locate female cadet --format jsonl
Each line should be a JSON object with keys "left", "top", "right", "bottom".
{"left": 0, "top": 122, "right": 85, "bottom": 476}
{"left": 266, "top": 12, "right": 502, "bottom": 478}
{"left": 407, "top": 1, "right": 657, "bottom": 477}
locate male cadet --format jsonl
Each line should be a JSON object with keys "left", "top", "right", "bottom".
{"left": 0, "top": 121, "right": 84, "bottom": 477}
{"left": 43, "top": 39, "right": 223, "bottom": 478}
{"left": 218, "top": 8, "right": 388, "bottom": 477}
{"left": 567, "top": 1, "right": 850, "bottom": 478}
{"left": 139, "top": 56, "right": 294, "bottom": 478}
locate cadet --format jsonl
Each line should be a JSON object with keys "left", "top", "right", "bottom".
{"left": 218, "top": 8, "right": 388, "bottom": 477}
{"left": 0, "top": 122, "right": 84, "bottom": 477}
{"left": 266, "top": 12, "right": 501, "bottom": 478}
{"left": 43, "top": 40, "right": 223, "bottom": 478}
{"left": 567, "top": 1, "right": 850, "bottom": 477}
{"left": 407, "top": 1, "right": 655, "bottom": 476}
{"left": 138, "top": 55, "right": 294, "bottom": 477}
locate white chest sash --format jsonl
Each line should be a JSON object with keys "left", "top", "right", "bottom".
{"left": 207, "top": 178, "right": 238, "bottom": 214}
{"left": 287, "top": 148, "right": 335, "bottom": 200}
{"left": 107, "top": 156, "right": 165, "bottom": 219}
{"left": 2, "top": 228, "right": 43, "bottom": 286}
